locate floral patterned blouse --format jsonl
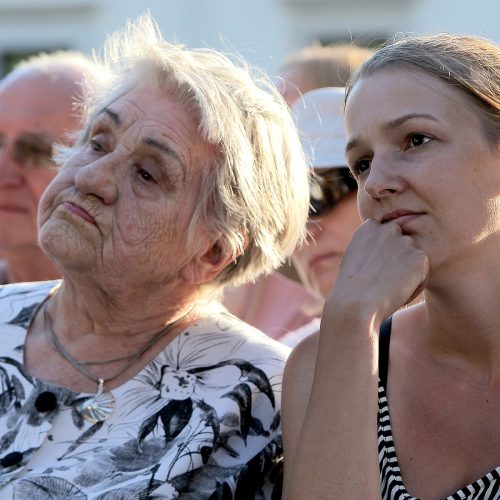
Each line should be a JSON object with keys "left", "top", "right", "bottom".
{"left": 0, "top": 281, "right": 289, "bottom": 499}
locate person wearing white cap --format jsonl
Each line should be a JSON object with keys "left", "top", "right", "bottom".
{"left": 278, "top": 87, "right": 360, "bottom": 347}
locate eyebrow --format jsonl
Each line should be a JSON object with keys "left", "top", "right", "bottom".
{"left": 143, "top": 138, "right": 186, "bottom": 177}
{"left": 18, "top": 132, "right": 53, "bottom": 144}
{"left": 94, "top": 107, "right": 187, "bottom": 179}
{"left": 383, "top": 113, "right": 438, "bottom": 132}
{"left": 345, "top": 113, "right": 439, "bottom": 153}
{"left": 82, "top": 107, "right": 121, "bottom": 141}
{"left": 102, "top": 108, "right": 121, "bottom": 126}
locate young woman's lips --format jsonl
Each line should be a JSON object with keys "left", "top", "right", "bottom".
{"left": 62, "top": 201, "right": 97, "bottom": 226}
{"left": 381, "top": 211, "right": 424, "bottom": 231}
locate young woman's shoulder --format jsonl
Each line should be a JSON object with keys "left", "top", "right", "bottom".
{"left": 392, "top": 300, "right": 428, "bottom": 338}
{"left": 284, "top": 331, "right": 319, "bottom": 384}
{"left": 282, "top": 332, "right": 319, "bottom": 467}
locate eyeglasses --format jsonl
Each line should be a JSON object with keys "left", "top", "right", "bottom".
{"left": 309, "top": 168, "right": 358, "bottom": 218}
{"left": 0, "top": 132, "right": 54, "bottom": 168}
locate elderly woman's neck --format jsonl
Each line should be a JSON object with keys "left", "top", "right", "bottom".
{"left": 50, "top": 276, "right": 203, "bottom": 344}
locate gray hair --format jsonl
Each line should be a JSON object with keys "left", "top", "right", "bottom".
{"left": 62, "top": 14, "right": 310, "bottom": 289}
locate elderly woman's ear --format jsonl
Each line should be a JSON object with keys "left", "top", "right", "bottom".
{"left": 180, "top": 236, "right": 242, "bottom": 285}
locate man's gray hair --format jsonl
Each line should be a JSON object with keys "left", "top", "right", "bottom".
{"left": 65, "top": 14, "right": 310, "bottom": 289}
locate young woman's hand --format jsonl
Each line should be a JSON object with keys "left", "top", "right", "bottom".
{"left": 325, "top": 218, "right": 429, "bottom": 329}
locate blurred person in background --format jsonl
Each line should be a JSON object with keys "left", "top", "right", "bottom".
{"left": 279, "top": 87, "right": 360, "bottom": 347}
{"left": 0, "top": 51, "right": 103, "bottom": 284}
{"left": 279, "top": 43, "right": 374, "bottom": 106}
{"left": 0, "top": 14, "right": 309, "bottom": 498}
{"left": 224, "top": 43, "right": 372, "bottom": 340}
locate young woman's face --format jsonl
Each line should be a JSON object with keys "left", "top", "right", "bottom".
{"left": 345, "top": 68, "right": 500, "bottom": 274}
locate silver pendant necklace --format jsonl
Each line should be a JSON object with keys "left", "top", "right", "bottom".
{"left": 43, "top": 297, "right": 191, "bottom": 424}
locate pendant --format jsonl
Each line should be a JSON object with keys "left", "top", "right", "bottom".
{"left": 78, "top": 378, "right": 115, "bottom": 423}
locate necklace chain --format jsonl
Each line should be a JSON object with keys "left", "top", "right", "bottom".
{"left": 43, "top": 296, "right": 191, "bottom": 387}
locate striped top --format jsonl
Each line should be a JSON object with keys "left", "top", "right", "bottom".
{"left": 377, "top": 318, "right": 500, "bottom": 499}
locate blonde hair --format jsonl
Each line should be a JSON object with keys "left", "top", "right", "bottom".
{"left": 346, "top": 34, "right": 500, "bottom": 145}
{"left": 64, "top": 14, "right": 310, "bottom": 289}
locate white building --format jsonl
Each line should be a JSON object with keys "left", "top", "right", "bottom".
{"left": 0, "top": 0, "right": 498, "bottom": 76}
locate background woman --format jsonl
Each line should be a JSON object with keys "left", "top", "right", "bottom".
{"left": 283, "top": 34, "right": 500, "bottom": 499}
{"left": 0, "top": 14, "right": 309, "bottom": 499}
{"left": 280, "top": 86, "right": 360, "bottom": 347}
{"left": 223, "top": 45, "right": 372, "bottom": 340}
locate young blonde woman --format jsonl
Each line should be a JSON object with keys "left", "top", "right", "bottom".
{"left": 283, "top": 34, "right": 500, "bottom": 499}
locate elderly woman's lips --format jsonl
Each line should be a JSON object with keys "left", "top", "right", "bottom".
{"left": 63, "top": 202, "right": 97, "bottom": 225}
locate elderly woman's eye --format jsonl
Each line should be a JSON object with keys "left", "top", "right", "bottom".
{"left": 137, "top": 167, "right": 157, "bottom": 183}
{"left": 408, "top": 133, "right": 432, "bottom": 148}
{"left": 90, "top": 139, "right": 103, "bottom": 152}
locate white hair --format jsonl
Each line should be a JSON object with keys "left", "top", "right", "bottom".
{"left": 62, "top": 14, "right": 310, "bottom": 289}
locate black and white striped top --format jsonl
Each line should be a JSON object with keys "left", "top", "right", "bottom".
{"left": 377, "top": 319, "right": 500, "bottom": 499}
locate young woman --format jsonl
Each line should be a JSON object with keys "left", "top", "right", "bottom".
{"left": 283, "top": 34, "right": 500, "bottom": 499}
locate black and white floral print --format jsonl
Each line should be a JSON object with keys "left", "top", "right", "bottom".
{"left": 0, "top": 282, "right": 289, "bottom": 499}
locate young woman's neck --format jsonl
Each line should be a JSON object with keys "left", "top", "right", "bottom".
{"left": 423, "top": 253, "right": 500, "bottom": 380}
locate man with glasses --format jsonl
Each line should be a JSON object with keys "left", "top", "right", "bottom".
{"left": 0, "top": 51, "right": 103, "bottom": 283}
{"left": 279, "top": 87, "right": 360, "bottom": 346}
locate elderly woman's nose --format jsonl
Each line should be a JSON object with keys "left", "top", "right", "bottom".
{"left": 74, "top": 157, "right": 119, "bottom": 204}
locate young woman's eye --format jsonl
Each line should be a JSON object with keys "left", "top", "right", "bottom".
{"left": 408, "top": 134, "right": 432, "bottom": 148}
{"left": 350, "top": 158, "right": 371, "bottom": 177}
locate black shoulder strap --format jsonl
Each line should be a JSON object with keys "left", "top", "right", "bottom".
{"left": 378, "top": 316, "right": 392, "bottom": 387}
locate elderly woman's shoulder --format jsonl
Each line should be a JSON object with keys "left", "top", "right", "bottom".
{"left": 0, "top": 280, "right": 59, "bottom": 297}
{"left": 0, "top": 280, "right": 59, "bottom": 320}
{"left": 194, "top": 301, "right": 292, "bottom": 358}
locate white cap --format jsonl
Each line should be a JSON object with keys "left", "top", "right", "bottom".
{"left": 291, "top": 86, "right": 347, "bottom": 170}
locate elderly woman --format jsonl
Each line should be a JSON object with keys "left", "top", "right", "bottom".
{"left": 0, "top": 15, "right": 309, "bottom": 499}
{"left": 283, "top": 33, "right": 500, "bottom": 499}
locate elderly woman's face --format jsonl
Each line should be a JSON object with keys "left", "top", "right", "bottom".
{"left": 38, "top": 87, "right": 214, "bottom": 284}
